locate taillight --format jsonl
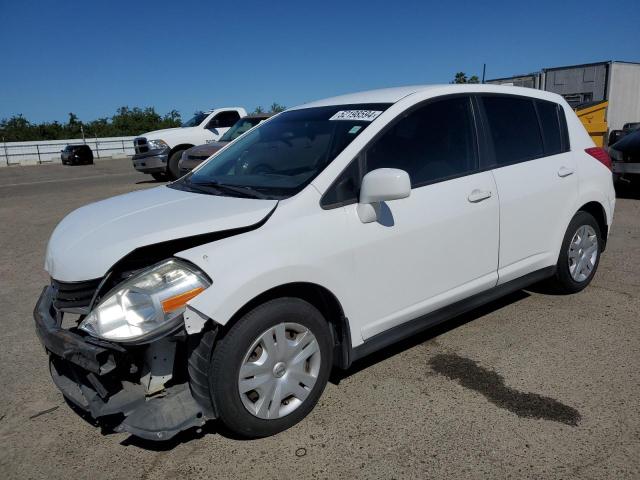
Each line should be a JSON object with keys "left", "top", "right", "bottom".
{"left": 585, "top": 147, "right": 612, "bottom": 170}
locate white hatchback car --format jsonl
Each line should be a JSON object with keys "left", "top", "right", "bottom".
{"left": 35, "top": 84, "right": 615, "bottom": 440}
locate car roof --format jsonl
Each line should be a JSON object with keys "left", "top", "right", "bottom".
{"left": 290, "top": 84, "right": 567, "bottom": 109}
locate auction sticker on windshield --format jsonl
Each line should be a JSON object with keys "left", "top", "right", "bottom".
{"left": 329, "top": 110, "right": 383, "bottom": 121}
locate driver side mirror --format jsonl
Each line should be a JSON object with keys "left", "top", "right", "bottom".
{"left": 357, "top": 168, "right": 411, "bottom": 223}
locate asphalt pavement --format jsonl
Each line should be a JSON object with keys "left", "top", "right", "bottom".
{"left": 0, "top": 159, "right": 638, "bottom": 479}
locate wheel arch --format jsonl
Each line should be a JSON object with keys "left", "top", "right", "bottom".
{"left": 170, "top": 144, "right": 194, "bottom": 157}
{"left": 219, "top": 282, "right": 353, "bottom": 370}
{"left": 577, "top": 201, "right": 608, "bottom": 251}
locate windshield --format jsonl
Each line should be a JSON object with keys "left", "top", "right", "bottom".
{"left": 181, "top": 112, "right": 209, "bottom": 127}
{"left": 219, "top": 117, "right": 265, "bottom": 142}
{"left": 173, "top": 104, "right": 390, "bottom": 199}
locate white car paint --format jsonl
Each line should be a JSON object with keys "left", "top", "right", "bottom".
{"left": 45, "top": 186, "right": 276, "bottom": 281}
{"left": 140, "top": 107, "right": 248, "bottom": 149}
{"left": 45, "top": 84, "right": 615, "bottom": 350}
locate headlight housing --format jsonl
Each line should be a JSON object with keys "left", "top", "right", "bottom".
{"left": 147, "top": 139, "right": 169, "bottom": 150}
{"left": 79, "top": 259, "right": 210, "bottom": 343}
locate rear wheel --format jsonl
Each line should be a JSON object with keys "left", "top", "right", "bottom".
{"left": 167, "top": 150, "right": 185, "bottom": 180}
{"left": 549, "top": 211, "right": 602, "bottom": 293}
{"left": 191, "top": 298, "right": 333, "bottom": 438}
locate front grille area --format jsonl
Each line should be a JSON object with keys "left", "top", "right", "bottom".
{"left": 51, "top": 278, "right": 102, "bottom": 311}
{"left": 134, "top": 137, "right": 149, "bottom": 154}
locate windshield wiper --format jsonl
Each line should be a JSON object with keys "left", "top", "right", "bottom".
{"left": 189, "top": 180, "right": 271, "bottom": 199}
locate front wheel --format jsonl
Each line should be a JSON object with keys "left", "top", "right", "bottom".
{"left": 198, "top": 298, "right": 333, "bottom": 438}
{"left": 549, "top": 211, "right": 602, "bottom": 293}
{"left": 167, "top": 150, "right": 185, "bottom": 180}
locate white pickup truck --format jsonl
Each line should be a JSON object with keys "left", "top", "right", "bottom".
{"left": 132, "top": 107, "right": 247, "bottom": 180}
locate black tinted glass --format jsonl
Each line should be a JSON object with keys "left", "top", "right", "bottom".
{"left": 482, "top": 96, "right": 544, "bottom": 165}
{"left": 364, "top": 97, "right": 477, "bottom": 187}
{"left": 179, "top": 104, "right": 391, "bottom": 199}
{"left": 536, "top": 100, "right": 563, "bottom": 155}
{"left": 213, "top": 111, "right": 241, "bottom": 128}
{"left": 321, "top": 157, "right": 360, "bottom": 207}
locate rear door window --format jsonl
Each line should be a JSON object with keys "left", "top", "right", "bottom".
{"left": 481, "top": 96, "right": 544, "bottom": 166}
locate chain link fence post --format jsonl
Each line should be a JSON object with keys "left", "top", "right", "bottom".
{"left": 2, "top": 137, "right": 9, "bottom": 166}
{"left": 36, "top": 145, "right": 41, "bottom": 164}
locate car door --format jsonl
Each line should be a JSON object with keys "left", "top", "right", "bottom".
{"left": 337, "top": 96, "right": 500, "bottom": 340}
{"left": 477, "top": 95, "right": 578, "bottom": 284}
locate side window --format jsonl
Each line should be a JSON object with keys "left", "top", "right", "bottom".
{"left": 482, "top": 96, "right": 544, "bottom": 166}
{"left": 321, "top": 158, "right": 360, "bottom": 208}
{"left": 363, "top": 96, "right": 478, "bottom": 187}
{"left": 208, "top": 111, "right": 241, "bottom": 129}
{"left": 535, "top": 100, "right": 563, "bottom": 155}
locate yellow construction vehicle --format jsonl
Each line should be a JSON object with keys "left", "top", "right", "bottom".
{"left": 574, "top": 100, "right": 608, "bottom": 147}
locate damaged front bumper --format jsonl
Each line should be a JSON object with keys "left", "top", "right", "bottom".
{"left": 34, "top": 286, "right": 211, "bottom": 441}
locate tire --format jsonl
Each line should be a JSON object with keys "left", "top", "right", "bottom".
{"left": 167, "top": 150, "right": 184, "bottom": 180}
{"left": 151, "top": 172, "right": 167, "bottom": 181}
{"left": 548, "top": 211, "right": 602, "bottom": 294}
{"left": 191, "top": 298, "right": 333, "bottom": 438}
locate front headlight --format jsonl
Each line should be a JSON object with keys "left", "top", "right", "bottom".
{"left": 79, "top": 259, "right": 210, "bottom": 343}
{"left": 148, "top": 139, "right": 169, "bottom": 150}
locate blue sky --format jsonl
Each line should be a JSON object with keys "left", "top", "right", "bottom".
{"left": 1, "top": 0, "right": 638, "bottom": 123}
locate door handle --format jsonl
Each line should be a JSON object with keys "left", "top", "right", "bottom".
{"left": 467, "top": 189, "right": 492, "bottom": 203}
{"left": 558, "top": 166, "right": 574, "bottom": 178}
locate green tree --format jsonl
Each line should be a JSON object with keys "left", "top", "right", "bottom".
{"left": 451, "top": 72, "right": 480, "bottom": 84}
{"left": 252, "top": 106, "right": 265, "bottom": 114}
{"left": 0, "top": 107, "right": 182, "bottom": 142}
{"left": 269, "top": 102, "right": 286, "bottom": 113}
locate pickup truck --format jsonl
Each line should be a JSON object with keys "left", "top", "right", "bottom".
{"left": 132, "top": 107, "right": 247, "bottom": 180}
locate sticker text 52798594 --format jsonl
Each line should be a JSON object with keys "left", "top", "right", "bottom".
{"left": 329, "top": 110, "right": 383, "bottom": 122}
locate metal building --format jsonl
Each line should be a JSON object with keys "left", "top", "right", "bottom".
{"left": 487, "top": 61, "right": 640, "bottom": 131}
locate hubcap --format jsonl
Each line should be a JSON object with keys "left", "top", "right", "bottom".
{"left": 238, "top": 322, "right": 321, "bottom": 419}
{"left": 568, "top": 225, "right": 598, "bottom": 282}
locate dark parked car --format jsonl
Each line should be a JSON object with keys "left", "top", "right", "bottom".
{"left": 610, "top": 128, "right": 640, "bottom": 184}
{"left": 178, "top": 114, "right": 272, "bottom": 176}
{"left": 61, "top": 144, "right": 94, "bottom": 165}
{"left": 608, "top": 122, "right": 640, "bottom": 147}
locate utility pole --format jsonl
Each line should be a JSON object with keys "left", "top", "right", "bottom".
{"left": 81, "top": 125, "right": 86, "bottom": 143}
{"left": 482, "top": 64, "right": 486, "bottom": 84}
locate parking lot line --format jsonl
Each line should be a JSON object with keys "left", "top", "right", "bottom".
{"left": 0, "top": 172, "right": 135, "bottom": 188}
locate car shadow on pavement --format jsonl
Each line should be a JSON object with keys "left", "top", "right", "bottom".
{"left": 118, "top": 290, "right": 533, "bottom": 450}
{"left": 330, "top": 290, "right": 530, "bottom": 384}
{"left": 119, "top": 422, "right": 219, "bottom": 451}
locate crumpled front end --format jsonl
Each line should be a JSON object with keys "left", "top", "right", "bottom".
{"left": 34, "top": 286, "right": 214, "bottom": 441}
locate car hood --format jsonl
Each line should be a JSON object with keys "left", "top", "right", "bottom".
{"left": 186, "top": 142, "right": 228, "bottom": 156}
{"left": 142, "top": 127, "right": 194, "bottom": 140}
{"left": 45, "top": 186, "right": 277, "bottom": 281}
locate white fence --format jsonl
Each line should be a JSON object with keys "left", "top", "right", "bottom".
{"left": 1, "top": 136, "right": 136, "bottom": 166}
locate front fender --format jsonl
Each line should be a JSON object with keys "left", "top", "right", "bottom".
{"left": 174, "top": 192, "right": 360, "bottom": 343}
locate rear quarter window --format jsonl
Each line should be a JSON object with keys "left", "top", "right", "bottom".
{"left": 482, "top": 96, "right": 544, "bottom": 166}
{"left": 535, "top": 100, "right": 565, "bottom": 155}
